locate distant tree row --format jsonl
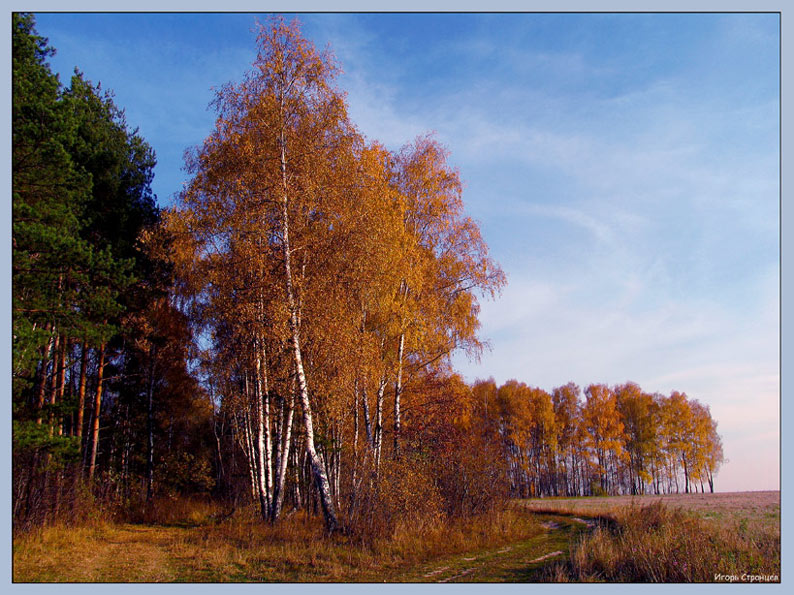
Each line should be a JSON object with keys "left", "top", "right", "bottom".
{"left": 472, "top": 379, "right": 725, "bottom": 497}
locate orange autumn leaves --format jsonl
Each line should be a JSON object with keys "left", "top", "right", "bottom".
{"left": 162, "top": 17, "right": 505, "bottom": 530}
{"left": 472, "top": 379, "right": 724, "bottom": 497}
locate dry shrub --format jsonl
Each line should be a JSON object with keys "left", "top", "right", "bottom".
{"left": 430, "top": 433, "right": 510, "bottom": 519}
{"left": 124, "top": 495, "right": 226, "bottom": 526}
{"left": 12, "top": 460, "right": 109, "bottom": 532}
{"left": 344, "top": 453, "right": 444, "bottom": 543}
{"left": 554, "top": 501, "right": 780, "bottom": 582}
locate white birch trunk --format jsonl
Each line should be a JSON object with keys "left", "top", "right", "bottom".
{"left": 254, "top": 345, "right": 271, "bottom": 517}
{"left": 270, "top": 392, "right": 295, "bottom": 522}
{"left": 279, "top": 117, "right": 338, "bottom": 532}
{"left": 361, "top": 379, "right": 374, "bottom": 449}
{"left": 373, "top": 375, "right": 387, "bottom": 473}
{"left": 393, "top": 332, "right": 405, "bottom": 458}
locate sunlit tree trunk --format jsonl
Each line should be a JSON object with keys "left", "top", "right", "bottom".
{"left": 361, "top": 378, "right": 373, "bottom": 448}
{"left": 254, "top": 341, "right": 272, "bottom": 519}
{"left": 87, "top": 342, "right": 107, "bottom": 481}
{"left": 46, "top": 333, "right": 61, "bottom": 435}
{"left": 373, "top": 376, "right": 387, "bottom": 473}
{"left": 75, "top": 341, "right": 88, "bottom": 441}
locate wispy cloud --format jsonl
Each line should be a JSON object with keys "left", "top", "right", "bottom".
{"left": 307, "top": 14, "right": 780, "bottom": 490}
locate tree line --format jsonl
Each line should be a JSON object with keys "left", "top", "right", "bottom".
{"left": 12, "top": 14, "right": 723, "bottom": 535}
{"left": 472, "top": 379, "right": 725, "bottom": 499}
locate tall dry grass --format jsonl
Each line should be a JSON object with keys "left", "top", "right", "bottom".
{"left": 547, "top": 501, "right": 780, "bottom": 583}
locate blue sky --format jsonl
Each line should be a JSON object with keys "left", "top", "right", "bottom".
{"left": 32, "top": 12, "right": 780, "bottom": 492}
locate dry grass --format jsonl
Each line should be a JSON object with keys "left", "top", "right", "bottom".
{"left": 13, "top": 500, "right": 541, "bottom": 582}
{"left": 15, "top": 492, "right": 779, "bottom": 583}
{"left": 533, "top": 493, "right": 780, "bottom": 583}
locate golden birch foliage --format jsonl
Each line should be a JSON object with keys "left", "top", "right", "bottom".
{"left": 659, "top": 391, "right": 694, "bottom": 470}
{"left": 614, "top": 382, "right": 657, "bottom": 480}
{"left": 582, "top": 384, "right": 626, "bottom": 475}
{"left": 526, "top": 386, "right": 558, "bottom": 454}
{"left": 392, "top": 135, "right": 505, "bottom": 366}
{"left": 495, "top": 379, "right": 533, "bottom": 452}
{"left": 552, "top": 382, "right": 580, "bottom": 453}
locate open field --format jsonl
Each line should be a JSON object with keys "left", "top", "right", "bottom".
{"left": 520, "top": 490, "right": 780, "bottom": 524}
{"left": 13, "top": 492, "right": 780, "bottom": 583}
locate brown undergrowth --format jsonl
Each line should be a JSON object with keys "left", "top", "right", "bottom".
{"left": 13, "top": 496, "right": 541, "bottom": 582}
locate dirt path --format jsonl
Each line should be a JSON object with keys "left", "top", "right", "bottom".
{"left": 399, "top": 514, "right": 596, "bottom": 583}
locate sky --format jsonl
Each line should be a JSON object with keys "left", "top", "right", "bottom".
{"left": 29, "top": 11, "right": 780, "bottom": 493}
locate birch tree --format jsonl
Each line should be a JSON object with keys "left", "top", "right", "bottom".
{"left": 171, "top": 17, "right": 372, "bottom": 531}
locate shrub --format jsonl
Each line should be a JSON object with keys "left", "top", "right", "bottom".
{"left": 431, "top": 432, "right": 510, "bottom": 518}
{"left": 343, "top": 453, "right": 444, "bottom": 543}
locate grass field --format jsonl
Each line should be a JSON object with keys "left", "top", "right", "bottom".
{"left": 13, "top": 491, "right": 780, "bottom": 583}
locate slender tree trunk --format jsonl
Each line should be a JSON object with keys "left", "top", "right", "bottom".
{"left": 35, "top": 330, "right": 55, "bottom": 424}
{"left": 47, "top": 334, "right": 61, "bottom": 436}
{"left": 254, "top": 345, "right": 271, "bottom": 520}
{"left": 76, "top": 341, "right": 88, "bottom": 441}
{"left": 393, "top": 332, "right": 404, "bottom": 459}
{"left": 279, "top": 121, "right": 338, "bottom": 533}
{"left": 292, "top": 444, "right": 302, "bottom": 510}
{"left": 87, "top": 342, "right": 107, "bottom": 481}
{"left": 361, "top": 378, "right": 373, "bottom": 448}
{"left": 333, "top": 423, "right": 342, "bottom": 507}
{"left": 352, "top": 380, "right": 359, "bottom": 487}
{"left": 213, "top": 422, "right": 224, "bottom": 491}
{"left": 683, "top": 458, "right": 690, "bottom": 494}
{"left": 374, "top": 376, "right": 386, "bottom": 473}
{"left": 270, "top": 393, "right": 295, "bottom": 522}
{"left": 263, "top": 340, "right": 275, "bottom": 514}
{"left": 146, "top": 348, "right": 156, "bottom": 502}
{"left": 242, "top": 405, "right": 259, "bottom": 503}
{"left": 54, "top": 336, "right": 66, "bottom": 436}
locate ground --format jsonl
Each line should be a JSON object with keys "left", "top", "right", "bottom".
{"left": 13, "top": 491, "right": 780, "bottom": 583}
